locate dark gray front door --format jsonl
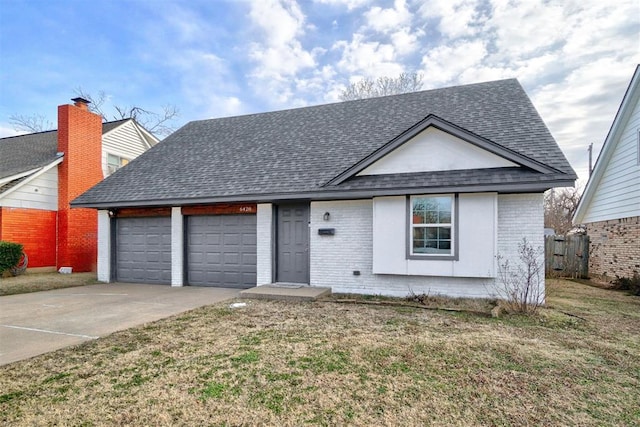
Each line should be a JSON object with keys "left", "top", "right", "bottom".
{"left": 187, "top": 215, "right": 257, "bottom": 288}
{"left": 115, "top": 217, "right": 171, "bottom": 284}
{"left": 276, "top": 203, "right": 309, "bottom": 283}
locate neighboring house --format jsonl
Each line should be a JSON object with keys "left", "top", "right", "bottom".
{"left": 573, "top": 65, "right": 640, "bottom": 279}
{"left": 0, "top": 98, "right": 158, "bottom": 272}
{"left": 73, "top": 79, "right": 576, "bottom": 299}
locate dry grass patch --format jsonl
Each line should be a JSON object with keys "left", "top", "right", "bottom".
{"left": 0, "top": 272, "right": 97, "bottom": 296}
{"left": 1, "top": 279, "right": 639, "bottom": 426}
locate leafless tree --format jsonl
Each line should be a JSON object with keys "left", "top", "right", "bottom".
{"left": 544, "top": 186, "right": 582, "bottom": 234}
{"left": 74, "top": 88, "right": 179, "bottom": 137}
{"left": 339, "top": 72, "right": 424, "bottom": 101}
{"left": 9, "top": 88, "right": 179, "bottom": 138}
{"left": 8, "top": 114, "right": 55, "bottom": 133}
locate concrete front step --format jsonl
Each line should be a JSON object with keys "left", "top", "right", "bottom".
{"left": 239, "top": 285, "right": 331, "bottom": 302}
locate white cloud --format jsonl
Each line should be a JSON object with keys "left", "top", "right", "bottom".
{"left": 334, "top": 33, "right": 404, "bottom": 78}
{"left": 486, "top": 0, "right": 566, "bottom": 59}
{"left": 420, "top": 40, "right": 488, "bottom": 88}
{"left": 364, "top": 0, "right": 411, "bottom": 34}
{"left": 202, "top": 96, "right": 244, "bottom": 119}
{"left": 532, "top": 59, "right": 637, "bottom": 181}
{"left": 390, "top": 27, "right": 422, "bottom": 56}
{"left": 0, "top": 126, "right": 25, "bottom": 138}
{"left": 246, "top": 0, "right": 318, "bottom": 106}
{"left": 314, "top": 0, "right": 371, "bottom": 10}
{"left": 417, "top": 0, "right": 482, "bottom": 39}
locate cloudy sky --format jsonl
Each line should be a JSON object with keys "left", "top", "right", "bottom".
{"left": 1, "top": 0, "right": 638, "bottom": 184}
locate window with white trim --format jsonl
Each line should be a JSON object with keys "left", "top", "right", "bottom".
{"left": 107, "top": 154, "right": 129, "bottom": 175}
{"left": 410, "top": 195, "right": 454, "bottom": 256}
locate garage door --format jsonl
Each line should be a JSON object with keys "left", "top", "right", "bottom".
{"left": 116, "top": 217, "right": 171, "bottom": 284}
{"left": 187, "top": 215, "right": 256, "bottom": 288}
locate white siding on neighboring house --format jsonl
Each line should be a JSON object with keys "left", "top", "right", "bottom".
{"left": 0, "top": 166, "right": 58, "bottom": 210}
{"left": 581, "top": 100, "right": 640, "bottom": 223}
{"left": 102, "top": 121, "right": 152, "bottom": 177}
{"left": 357, "top": 127, "right": 517, "bottom": 176}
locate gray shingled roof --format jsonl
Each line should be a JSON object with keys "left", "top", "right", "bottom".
{"left": 72, "top": 79, "right": 576, "bottom": 208}
{"left": 0, "top": 119, "right": 130, "bottom": 181}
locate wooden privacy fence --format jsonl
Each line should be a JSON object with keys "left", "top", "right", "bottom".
{"left": 545, "top": 234, "right": 589, "bottom": 279}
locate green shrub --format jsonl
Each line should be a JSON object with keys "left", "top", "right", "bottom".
{"left": 0, "top": 241, "right": 23, "bottom": 274}
{"left": 611, "top": 273, "right": 640, "bottom": 296}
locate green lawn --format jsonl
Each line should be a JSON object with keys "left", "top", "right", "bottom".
{"left": 1, "top": 279, "right": 638, "bottom": 426}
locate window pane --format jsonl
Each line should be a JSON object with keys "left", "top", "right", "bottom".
{"left": 425, "top": 228, "right": 438, "bottom": 239}
{"left": 438, "top": 227, "right": 451, "bottom": 239}
{"left": 412, "top": 196, "right": 452, "bottom": 224}
{"left": 439, "top": 241, "right": 451, "bottom": 250}
{"left": 424, "top": 211, "right": 438, "bottom": 223}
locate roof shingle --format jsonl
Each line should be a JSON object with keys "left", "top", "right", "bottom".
{"left": 72, "top": 79, "right": 576, "bottom": 207}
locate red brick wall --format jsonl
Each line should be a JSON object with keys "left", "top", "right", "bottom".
{"left": 57, "top": 102, "right": 103, "bottom": 272}
{"left": 587, "top": 216, "right": 640, "bottom": 279}
{"left": 0, "top": 207, "right": 57, "bottom": 267}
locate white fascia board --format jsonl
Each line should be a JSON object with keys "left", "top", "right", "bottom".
{"left": 0, "top": 167, "right": 42, "bottom": 187}
{"left": 0, "top": 157, "right": 63, "bottom": 200}
{"left": 574, "top": 65, "right": 640, "bottom": 224}
{"left": 132, "top": 122, "right": 159, "bottom": 147}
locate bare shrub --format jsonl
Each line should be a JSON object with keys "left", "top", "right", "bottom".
{"left": 494, "top": 238, "right": 545, "bottom": 314}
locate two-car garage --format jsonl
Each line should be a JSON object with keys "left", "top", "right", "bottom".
{"left": 113, "top": 205, "right": 257, "bottom": 288}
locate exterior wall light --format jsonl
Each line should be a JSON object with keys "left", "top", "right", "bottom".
{"left": 323, "top": 212, "right": 330, "bottom": 221}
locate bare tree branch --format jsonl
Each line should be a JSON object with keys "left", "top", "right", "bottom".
{"left": 8, "top": 114, "right": 54, "bottom": 133}
{"left": 11, "top": 88, "right": 180, "bottom": 138}
{"left": 340, "top": 72, "right": 424, "bottom": 101}
{"left": 544, "top": 186, "right": 583, "bottom": 234}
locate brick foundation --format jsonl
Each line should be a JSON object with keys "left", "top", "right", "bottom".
{"left": 586, "top": 216, "right": 640, "bottom": 278}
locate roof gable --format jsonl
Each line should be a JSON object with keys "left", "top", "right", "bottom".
{"left": 330, "top": 115, "right": 553, "bottom": 185}
{"left": 574, "top": 65, "right": 640, "bottom": 223}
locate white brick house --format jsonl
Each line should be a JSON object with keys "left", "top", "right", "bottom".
{"left": 74, "top": 79, "right": 576, "bottom": 300}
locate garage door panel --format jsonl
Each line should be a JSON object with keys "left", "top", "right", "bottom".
{"left": 116, "top": 217, "right": 171, "bottom": 285}
{"left": 187, "top": 215, "right": 256, "bottom": 288}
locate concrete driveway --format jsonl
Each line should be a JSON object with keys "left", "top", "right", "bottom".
{"left": 0, "top": 283, "right": 239, "bottom": 366}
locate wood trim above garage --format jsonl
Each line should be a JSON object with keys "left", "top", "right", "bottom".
{"left": 182, "top": 203, "right": 257, "bottom": 216}
{"left": 114, "top": 207, "right": 172, "bottom": 218}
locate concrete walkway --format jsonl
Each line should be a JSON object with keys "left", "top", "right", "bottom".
{"left": 240, "top": 284, "right": 331, "bottom": 301}
{"left": 0, "top": 283, "right": 239, "bottom": 366}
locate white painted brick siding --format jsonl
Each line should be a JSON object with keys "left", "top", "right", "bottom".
{"left": 308, "top": 195, "right": 545, "bottom": 299}
{"left": 310, "top": 200, "right": 494, "bottom": 298}
{"left": 256, "top": 203, "right": 273, "bottom": 285}
{"left": 171, "top": 207, "right": 184, "bottom": 286}
{"left": 497, "top": 193, "right": 545, "bottom": 302}
{"left": 97, "top": 210, "right": 111, "bottom": 282}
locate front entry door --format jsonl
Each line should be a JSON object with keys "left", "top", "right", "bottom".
{"left": 276, "top": 203, "right": 310, "bottom": 283}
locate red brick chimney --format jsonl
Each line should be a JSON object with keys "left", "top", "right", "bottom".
{"left": 57, "top": 97, "right": 103, "bottom": 272}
